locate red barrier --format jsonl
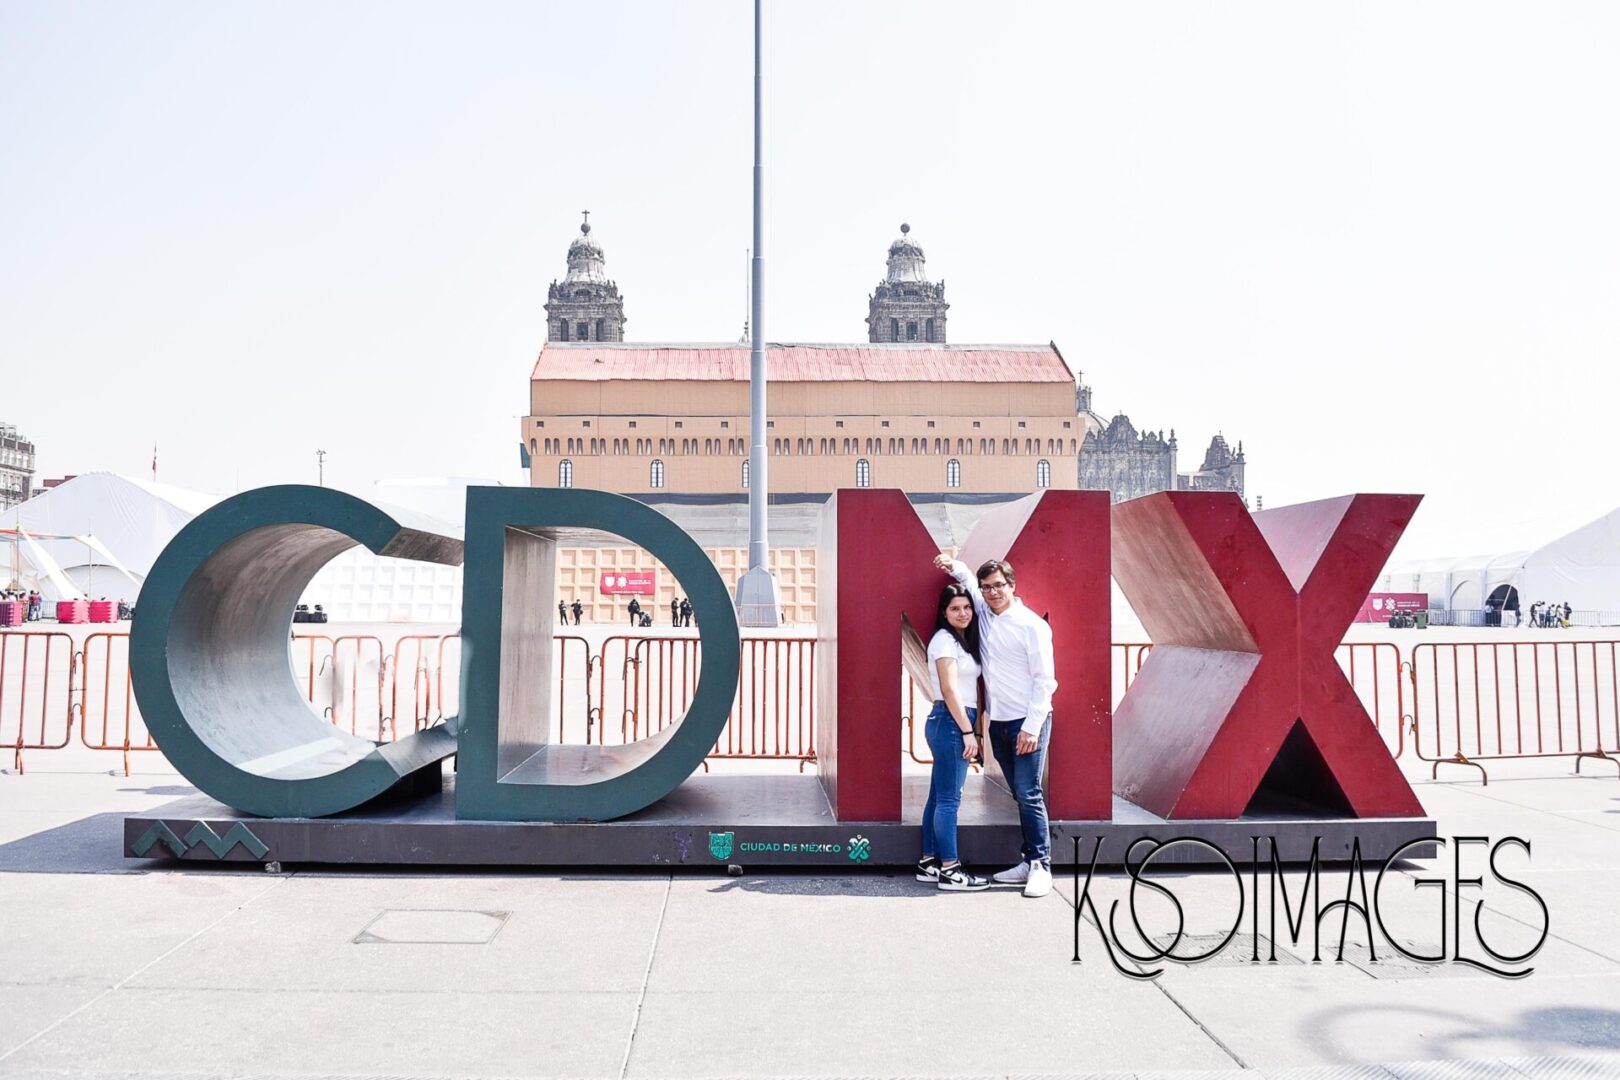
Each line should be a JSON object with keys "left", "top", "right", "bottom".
{"left": 0, "top": 631, "right": 76, "bottom": 773}
{"left": 1411, "top": 640, "right": 1620, "bottom": 782}
{"left": 79, "top": 631, "right": 157, "bottom": 775}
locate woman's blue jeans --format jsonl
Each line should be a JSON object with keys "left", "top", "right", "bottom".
{"left": 920, "top": 702, "right": 976, "bottom": 863}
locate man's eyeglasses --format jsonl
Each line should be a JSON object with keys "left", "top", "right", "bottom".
{"left": 980, "top": 581, "right": 1011, "bottom": 592}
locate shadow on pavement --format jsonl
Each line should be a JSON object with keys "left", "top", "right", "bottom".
{"left": 1307, "top": 1003, "right": 1620, "bottom": 1062}
{"left": 0, "top": 812, "right": 247, "bottom": 876}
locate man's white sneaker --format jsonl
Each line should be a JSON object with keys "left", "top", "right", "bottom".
{"left": 991, "top": 861, "right": 1030, "bottom": 886}
{"left": 1023, "top": 860, "right": 1053, "bottom": 898}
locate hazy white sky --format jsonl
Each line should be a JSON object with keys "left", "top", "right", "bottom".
{"left": 3, "top": 1, "right": 1615, "bottom": 559}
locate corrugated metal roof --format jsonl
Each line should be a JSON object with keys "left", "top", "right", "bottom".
{"left": 530, "top": 343, "right": 1075, "bottom": 384}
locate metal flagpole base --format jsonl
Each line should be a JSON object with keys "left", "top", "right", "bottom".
{"left": 734, "top": 565, "right": 783, "bottom": 628}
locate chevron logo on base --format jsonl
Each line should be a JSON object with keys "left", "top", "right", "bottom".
{"left": 133, "top": 821, "right": 269, "bottom": 860}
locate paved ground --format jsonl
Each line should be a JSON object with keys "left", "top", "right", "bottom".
{"left": 2, "top": 753, "right": 1620, "bottom": 1079}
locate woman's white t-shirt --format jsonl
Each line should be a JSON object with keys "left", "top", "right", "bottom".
{"left": 926, "top": 628, "right": 981, "bottom": 704}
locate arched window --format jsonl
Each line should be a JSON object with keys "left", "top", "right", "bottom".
{"left": 558, "top": 459, "right": 573, "bottom": 488}
{"left": 741, "top": 459, "right": 750, "bottom": 489}
{"left": 856, "top": 458, "right": 871, "bottom": 488}
{"left": 528, "top": 438, "right": 537, "bottom": 456}
{"left": 650, "top": 459, "right": 665, "bottom": 488}
{"left": 946, "top": 458, "right": 961, "bottom": 488}
{"left": 1037, "top": 459, "right": 1052, "bottom": 488}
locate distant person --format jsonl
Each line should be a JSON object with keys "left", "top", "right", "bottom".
{"left": 679, "top": 598, "right": 692, "bottom": 627}
{"left": 671, "top": 597, "right": 681, "bottom": 626}
{"left": 28, "top": 590, "right": 41, "bottom": 621}
{"left": 628, "top": 597, "right": 642, "bottom": 626}
{"left": 558, "top": 600, "right": 569, "bottom": 626}
{"left": 1562, "top": 602, "right": 1572, "bottom": 627}
{"left": 570, "top": 599, "right": 583, "bottom": 625}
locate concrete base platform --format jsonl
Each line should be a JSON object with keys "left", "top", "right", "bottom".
{"left": 124, "top": 772, "right": 1437, "bottom": 869}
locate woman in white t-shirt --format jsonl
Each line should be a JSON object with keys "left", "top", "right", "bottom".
{"left": 916, "top": 583, "right": 990, "bottom": 891}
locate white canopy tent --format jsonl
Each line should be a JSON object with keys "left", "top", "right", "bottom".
{"left": 1380, "top": 504, "right": 1620, "bottom": 622}
{"left": 0, "top": 474, "right": 215, "bottom": 602}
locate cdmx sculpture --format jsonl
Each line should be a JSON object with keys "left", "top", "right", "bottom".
{"left": 127, "top": 484, "right": 1432, "bottom": 867}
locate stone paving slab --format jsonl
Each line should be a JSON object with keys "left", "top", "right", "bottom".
{"left": 6, "top": 766, "right": 1620, "bottom": 1078}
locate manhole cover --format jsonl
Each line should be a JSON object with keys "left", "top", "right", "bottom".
{"left": 354, "top": 909, "right": 510, "bottom": 945}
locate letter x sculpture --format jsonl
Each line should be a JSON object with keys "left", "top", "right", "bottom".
{"left": 1111, "top": 492, "right": 1425, "bottom": 820}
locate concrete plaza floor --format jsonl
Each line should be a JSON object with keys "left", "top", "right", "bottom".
{"left": 2, "top": 753, "right": 1620, "bottom": 1078}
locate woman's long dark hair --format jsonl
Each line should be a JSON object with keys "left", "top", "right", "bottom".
{"left": 935, "top": 583, "right": 981, "bottom": 662}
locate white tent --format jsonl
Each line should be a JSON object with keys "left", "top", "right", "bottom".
{"left": 1380, "top": 504, "right": 1620, "bottom": 622}
{"left": 0, "top": 473, "right": 219, "bottom": 602}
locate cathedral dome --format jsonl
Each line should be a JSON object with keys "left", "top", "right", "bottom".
{"left": 564, "top": 221, "right": 609, "bottom": 285}
{"left": 884, "top": 223, "right": 930, "bottom": 284}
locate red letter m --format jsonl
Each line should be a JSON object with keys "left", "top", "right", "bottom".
{"left": 816, "top": 489, "right": 1111, "bottom": 822}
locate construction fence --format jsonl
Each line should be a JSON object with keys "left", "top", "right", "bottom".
{"left": 2, "top": 630, "right": 1614, "bottom": 783}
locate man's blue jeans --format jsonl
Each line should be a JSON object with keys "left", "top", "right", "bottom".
{"left": 921, "top": 702, "right": 976, "bottom": 863}
{"left": 988, "top": 715, "right": 1051, "bottom": 864}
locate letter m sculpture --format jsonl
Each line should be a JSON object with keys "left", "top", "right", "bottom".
{"left": 816, "top": 488, "right": 1111, "bottom": 822}
{"left": 1111, "top": 492, "right": 1424, "bottom": 820}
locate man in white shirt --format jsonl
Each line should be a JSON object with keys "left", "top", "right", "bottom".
{"left": 934, "top": 553, "right": 1058, "bottom": 898}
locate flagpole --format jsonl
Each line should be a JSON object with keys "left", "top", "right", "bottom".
{"left": 734, "top": 0, "right": 782, "bottom": 627}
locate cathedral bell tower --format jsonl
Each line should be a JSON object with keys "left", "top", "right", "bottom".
{"left": 545, "top": 211, "right": 626, "bottom": 342}
{"left": 866, "top": 223, "right": 948, "bottom": 343}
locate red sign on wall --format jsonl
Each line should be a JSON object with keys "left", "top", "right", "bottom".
{"left": 1355, "top": 592, "right": 1427, "bottom": 623}
{"left": 598, "top": 571, "right": 656, "bottom": 596}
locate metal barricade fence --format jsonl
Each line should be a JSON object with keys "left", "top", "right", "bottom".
{"left": 728, "top": 638, "right": 815, "bottom": 764}
{"left": 0, "top": 631, "right": 76, "bottom": 773}
{"left": 389, "top": 635, "right": 441, "bottom": 738}
{"left": 79, "top": 631, "right": 157, "bottom": 775}
{"left": 1411, "top": 640, "right": 1620, "bottom": 781}
{"left": 18, "top": 630, "right": 1617, "bottom": 781}
{"left": 601, "top": 635, "right": 817, "bottom": 764}
{"left": 1337, "top": 641, "right": 1405, "bottom": 757}
{"left": 291, "top": 633, "right": 335, "bottom": 713}
{"left": 328, "top": 635, "right": 387, "bottom": 740}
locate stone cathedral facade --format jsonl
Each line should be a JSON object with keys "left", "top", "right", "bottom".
{"left": 532, "top": 217, "right": 1246, "bottom": 503}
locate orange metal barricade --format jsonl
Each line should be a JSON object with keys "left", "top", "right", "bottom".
{"left": 79, "top": 631, "right": 157, "bottom": 775}
{"left": 726, "top": 637, "right": 815, "bottom": 765}
{"left": 434, "top": 634, "right": 461, "bottom": 722}
{"left": 327, "top": 635, "right": 387, "bottom": 740}
{"left": 600, "top": 635, "right": 817, "bottom": 764}
{"left": 389, "top": 635, "right": 442, "bottom": 738}
{"left": 290, "top": 634, "right": 336, "bottom": 730}
{"left": 1336, "top": 641, "right": 1405, "bottom": 757}
{"left": 1411, "top": 640, "right": 1620, "bottom": 782}
{"left": 0, "top": 631, "right": 76, "bottom": 773}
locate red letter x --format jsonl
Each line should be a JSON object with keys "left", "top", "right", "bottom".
{"left": 1111, "top": 492, "right": 1424, "bottom": 820}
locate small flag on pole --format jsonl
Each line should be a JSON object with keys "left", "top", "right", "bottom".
{"left": 152, "top": 443, "right": 157, "bottom": 482}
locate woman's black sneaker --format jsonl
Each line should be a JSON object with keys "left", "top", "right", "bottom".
{"left": 936, "top": 864, "right": 990, "bottom": 891}
{"left": 914, "top": 856, "right": 942, "bottom": 883}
